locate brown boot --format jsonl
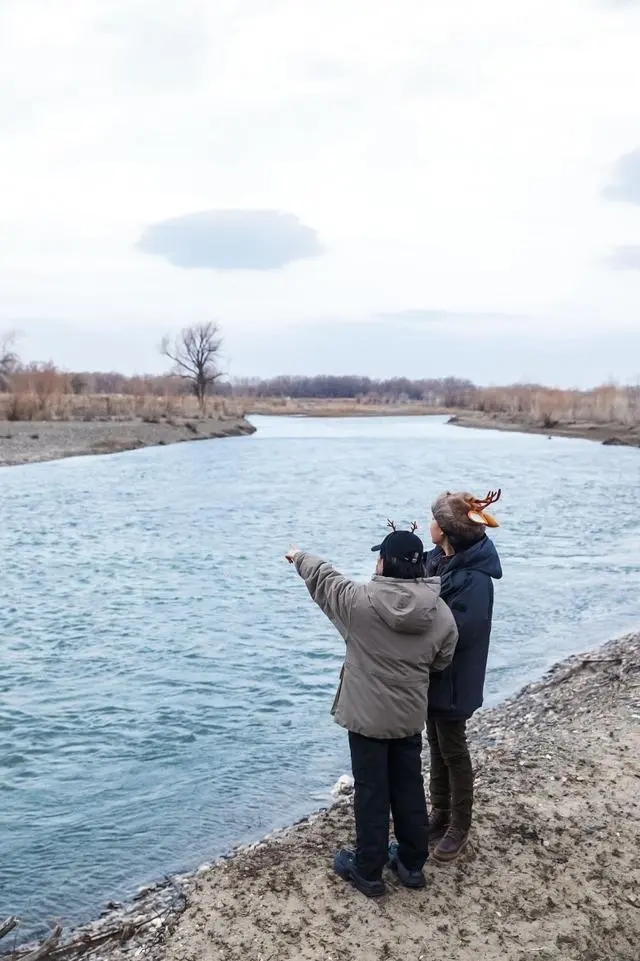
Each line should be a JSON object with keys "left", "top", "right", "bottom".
{"left": 428, "top": 809, "right": 449, "bottom": 847}
{"left": 432, "top": 825, "right": 469, "bottom": 863}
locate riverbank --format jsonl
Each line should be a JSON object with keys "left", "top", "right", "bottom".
{"left": 8, "top": 632, "right": 638, "bottom": 961}
{"left": 244, "top": 399, "right": 640, "bottom": 446}
{"left": 3, "top": 405, "right": 637, "bottom": 464}
{"left": 0, "top": 417, "right": 256, "bottom": 467}
{"left": 448, "top": 411, "right": 640, "bottom": 447}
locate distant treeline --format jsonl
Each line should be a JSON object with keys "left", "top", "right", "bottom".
{"left": 236, "top": 377, "right": 640, "bottom": 427}
{"left": 231, "top": 375, "right": 476, "bottom": 405}
{"left": 1, "top": 351, "right": 638, "bottom": 428}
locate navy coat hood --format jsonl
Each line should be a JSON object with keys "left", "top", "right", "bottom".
{"left": 441, "top": 536, "right": 502, "bottom": 580}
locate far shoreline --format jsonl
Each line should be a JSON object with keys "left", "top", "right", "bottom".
{"left": 2, "top": 402, "right": 638, "bottom": 470}
{"left": 447, "top": 410, "right": 640, "bottom": 447}
{"left": 247, "top": 401, "right": 640, "bottom": 447}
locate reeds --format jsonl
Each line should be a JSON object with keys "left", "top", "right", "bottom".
{"left": 0, "top": 391, "right": 239, "bottom": 422}
{"left": 1, "top": 364, "right": 637, "bottom": 427}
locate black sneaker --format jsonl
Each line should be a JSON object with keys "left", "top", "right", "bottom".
{"left": 333, "top": 849, "right": 386, "bottom": 898}
{"left": 387, "top": 843, "right": 427, "bottom": 889}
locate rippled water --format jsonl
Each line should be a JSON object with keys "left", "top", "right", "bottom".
{"left": 2, "top": 415, "right": 639, "bottom": 941}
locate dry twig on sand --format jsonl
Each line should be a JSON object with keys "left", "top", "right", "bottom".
{"left": 13, "top": 925, "right": 63, "bottom": 961}
{"left": 6, "top": 878, "right": 188, "bottom": 961}
{"left": 0, "top": 918, "right": 19, "bottom": 942}
{"left": 546, "top": 654, "right": 624, "bottom": 687}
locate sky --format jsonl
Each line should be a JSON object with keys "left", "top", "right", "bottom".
{"left": 2, "top": 0, "right": 640, "bottom": 386}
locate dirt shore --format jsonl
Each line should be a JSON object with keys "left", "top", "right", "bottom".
{"left": 154, "top": 632, "right": 640, "bottom": 961}
{"left": 247, "top": 398, "right": 639, "bottom": 446}
{"left": 0, "top": 417, "right": 256, "bottom": 467}
{"left": 10, "top": 633, "right": 637, "bottom": 961}
{"left": 448, "top": 411, "right": 640, "bottom": 447}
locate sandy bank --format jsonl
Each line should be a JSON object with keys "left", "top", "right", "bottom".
{"left": 154, "top": 632, "right": 640, "bottom": 961}
{"left": 0, "top": 417, "right": 256, "bottom": 467}
{"left": 11, "top": 633, "right": 637, "bottom": 961}
{"left": 448, "top": 412, "right": 640, "bottom": 448}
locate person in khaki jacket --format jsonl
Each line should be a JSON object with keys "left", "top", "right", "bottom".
{"left": 286, "top": 524, "right": 458, "bottom": 897}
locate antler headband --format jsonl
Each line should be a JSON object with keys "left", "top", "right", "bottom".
{"left": 464, "top": 489, "right": 501, "bottom": 528}
{"left": 386, "top": 519, "right": 419, "bottom": 533}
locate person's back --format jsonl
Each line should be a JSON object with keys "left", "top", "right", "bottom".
{"left": 425, "top": 489, "right": 503, "bottom": 863}
{"left": 286, "top": 524, "right": 458, "bottom": 896}
{"left": 425, "top": 533, "right": 502, "bottom": 717}
{"left": 327, "top": 570, "right": 459, "bottom": 739}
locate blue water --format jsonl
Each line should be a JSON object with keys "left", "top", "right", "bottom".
{"left": 1, "top": 415, "right": 639, "bottom": 941}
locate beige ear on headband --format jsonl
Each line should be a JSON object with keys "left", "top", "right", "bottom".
{"left": 465, "top": 489, "right": 501, "bottom": 528}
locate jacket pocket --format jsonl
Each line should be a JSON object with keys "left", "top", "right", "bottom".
{"left": 429, "top": 666, "right": 456, "bottom": 711}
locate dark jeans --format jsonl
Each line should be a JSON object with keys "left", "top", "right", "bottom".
{"left": 348, "top": 731, "right": 429, "bottom": 881}
{"left": 426, "top": 717, "right": 473, "bottom": 831}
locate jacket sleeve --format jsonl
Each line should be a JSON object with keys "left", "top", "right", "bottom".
{"left": 293, "top": 552, "right": 357, "bottom": 633}
{"left": 430, "top": 607, "right": 459, "bottom": 671}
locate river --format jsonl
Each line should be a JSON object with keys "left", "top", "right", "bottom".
{"left": 2, "top": 414, "right": 639, "bottom": 941}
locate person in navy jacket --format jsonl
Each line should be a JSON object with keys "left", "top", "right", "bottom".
{"left": 425, "top": 489, "right": 503, "bottom": 862}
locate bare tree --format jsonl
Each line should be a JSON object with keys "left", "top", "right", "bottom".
{"left": 0, "top": 330, "right": 20, "bottom": 391}
{"left": 160, "top": 323, "right": 223, "bottom": 410}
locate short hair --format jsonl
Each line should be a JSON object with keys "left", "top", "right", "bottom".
{"left": 381, "top": 554, "right": 426, "bottom": 580}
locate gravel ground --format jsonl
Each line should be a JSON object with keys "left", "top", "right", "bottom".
{"left": 0, "top": 418, "right": 256, "bottom": 467}
{"left": 7, "top": 633, "right": 638, "bottom": 961}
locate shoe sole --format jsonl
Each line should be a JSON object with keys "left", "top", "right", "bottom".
{"left": 333, "top": 863, "right": 386, "bottom": 898}
{"left": 388, "top": 859, "right": 427, "bottom": 890}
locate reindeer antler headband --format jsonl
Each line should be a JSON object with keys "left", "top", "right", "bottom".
{"left": 464, "top": 489, "right": 501, "bottom": 528}
{"left": 386, "top": 519, "right": 419, "bottom": 533}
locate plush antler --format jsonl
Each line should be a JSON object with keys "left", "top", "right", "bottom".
{"left": 465, "top": 489, "right": 502, "bottom": 528}
{"left": 386, "top": 519, "right": 397, "bottom": 532}
{"left": 477, "top": 489, "right": 501, "bottom": 510}
{"left": 409, "top": 521, "right": 419, "bottom": 533}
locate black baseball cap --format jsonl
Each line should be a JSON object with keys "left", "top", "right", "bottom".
{"left": 371, "top": 530, "right": 424, "bottom": 564}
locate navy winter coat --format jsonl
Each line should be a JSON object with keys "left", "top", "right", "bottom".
{"left": 425, "top": 536, "right": 502, "bottom": 719}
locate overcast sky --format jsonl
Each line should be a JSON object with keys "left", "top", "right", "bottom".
{"left": 2, "top": 0, "right": 640, "bottom": 386}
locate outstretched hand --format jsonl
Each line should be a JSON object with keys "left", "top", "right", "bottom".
{"left": 285, "top": 545, "right": 301, "bottom": 564}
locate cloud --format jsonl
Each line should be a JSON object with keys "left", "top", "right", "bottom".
{"left": 607, "top": 245, "right": 640, "bottom": 269}
{"left": 603, "top": 150, "right": 640, "bottom": 204}
{"left": 137, "top": 210, "right": 323, "bottom": 270}
{"left": 101, "top": 7, "right": 210, "bottom": 94}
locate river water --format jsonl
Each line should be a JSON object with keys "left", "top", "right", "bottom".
{"left": 2, "top": 415, "right": 639, "bottom": 941}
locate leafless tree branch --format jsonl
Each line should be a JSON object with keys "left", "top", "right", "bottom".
{"left": 159, "top": 323, "right": 223, "bottom": 410}
{"left": 0, "top": 330, "right": 20, "bottom": 391}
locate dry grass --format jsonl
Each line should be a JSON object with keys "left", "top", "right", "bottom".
{"left": 1, "top": 365, "right": 638, "bottom": 430}
{"left": 0, "top": 392, "right": 245, "bottom": 423}
{"left": 241, "top": 386, "right": 640, "bottom": 428}
{"left": 243, "top": 397, "right": 445, "bottom": 417}
{"left": 474, "top": 384, "right": 640, "bottom": 427}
